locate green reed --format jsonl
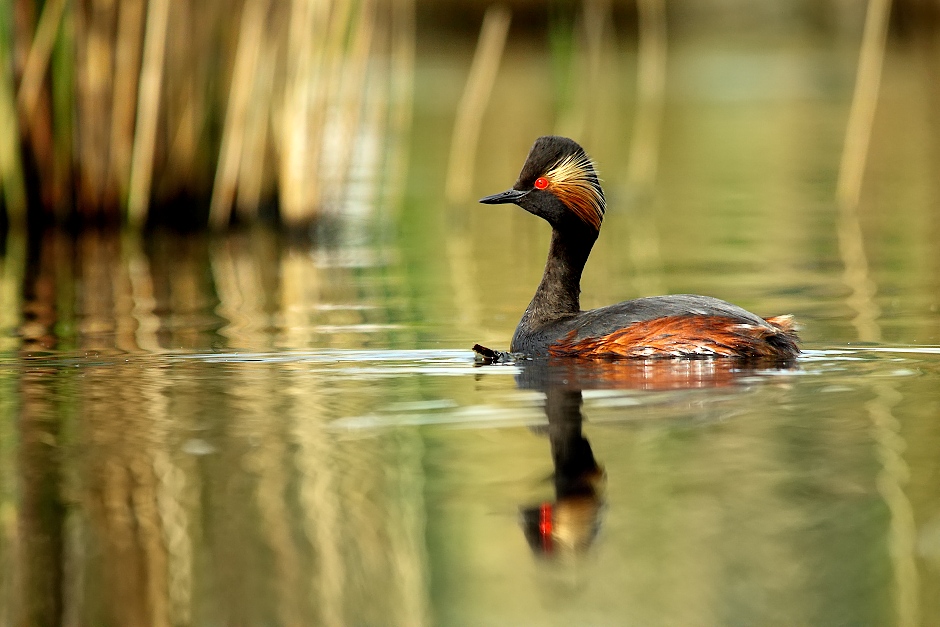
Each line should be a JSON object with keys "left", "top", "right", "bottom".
{"left": 0, "top": 6, "right": 26, "bottom": 225}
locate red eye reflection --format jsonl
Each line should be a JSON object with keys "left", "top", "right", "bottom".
{"left": 534, "top": 177, "right": 549, "bottom": 190}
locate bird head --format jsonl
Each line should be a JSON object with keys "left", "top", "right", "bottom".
{"left": 479, "top": 136, "right": 605, "bottom": 232}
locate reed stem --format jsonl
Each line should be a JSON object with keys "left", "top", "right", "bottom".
{"left": 15, "top": 0, "right": 65, "bottom": 131}
{"left": 627, "top": 0, "right": 666, "bottom": 187}
{"left": 0, "top": 42, "right": 27, "bottom": 224}
{"left": 444, "top": 5, "right": 511, "bottom": 204}
{"left": 210, "top": 0, "right": 270, "bottom": 229}
{"left": 127, "top": 0, "right": 171, "bottom": 228}
{"left": 836, "top": 0, "right": 891, "bottom": 343}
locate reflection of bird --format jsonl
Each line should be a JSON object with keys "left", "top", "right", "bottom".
{"left": 521, "top": 388, "right": 604, "bottom": 556}
{"left": 513, "top": 355, "right": 798, "bottom": 557}
{"left": 480, "top": 136, "right": 799, "bottom": 360}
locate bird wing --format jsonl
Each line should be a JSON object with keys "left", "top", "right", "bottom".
{"left": 565, "top": 295, "right": 774, "bottom": 339}
{"left": 545, "top": 295, "right": 798, "bottom": 359}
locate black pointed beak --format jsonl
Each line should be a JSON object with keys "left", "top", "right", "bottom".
{"left": 479, "top": 188, "right": 528, "bottom": 205}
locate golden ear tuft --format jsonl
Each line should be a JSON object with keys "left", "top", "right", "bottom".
{"left": 544, "top": 154, "right": 605, "bottom": 231}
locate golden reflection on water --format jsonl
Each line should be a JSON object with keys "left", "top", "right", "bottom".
{"left": 6, "top": 229, "right": 414, "bottom": 355}
{"left": 2, "top": 229, "right": 431, "bottom": 625}
{"left": 10, "top": 356, "right": 435, "bottom": 626}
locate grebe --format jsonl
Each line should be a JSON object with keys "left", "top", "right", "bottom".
{"left": 479, "top": 136, "right": 799, "bottom": 359}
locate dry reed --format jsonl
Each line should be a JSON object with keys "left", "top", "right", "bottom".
{"left": 836, "top": 0, "right": 891, "bottom": 343}
{"left": 15, "top": 0, "right": 65, "bottom": 130}
{"left": 209, "top": 0, "right": 271, "bottom": 228}
{"left": 624, "top": 0, "right": 667, "bottom": 298}
{"left": 627, "top": 0, "right": 666, "bottom": 188}
{"left": 444, "top": 5, "right": 511, "bottom": 204}
{"left": 127, "top": 0, "right": 171, "bottom": 228}
{"left": 552, "top": 0, "right": 610, "bottom": 142}
{"left": 5, "top": 0, "right": 414, "bottom": 230}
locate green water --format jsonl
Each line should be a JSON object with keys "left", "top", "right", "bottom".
{"left": 2, "top": 32, "right": 940, "bottom": 627}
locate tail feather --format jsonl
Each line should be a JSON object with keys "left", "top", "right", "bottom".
{"left": 763, "top": 315, "right": 800, "bottom": 357}
{"left": 764, "top": 314, "right": 796, "bottom": 332}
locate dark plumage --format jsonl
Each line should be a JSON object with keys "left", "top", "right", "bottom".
{"left": 479, "top": 136, "right": 799, "bottom": 360}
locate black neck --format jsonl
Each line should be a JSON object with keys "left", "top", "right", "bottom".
{"left": 523, "top": 225, "right": 597, "bottom": 323}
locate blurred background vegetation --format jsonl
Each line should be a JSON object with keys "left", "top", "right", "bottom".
{"left": 2, "top": 0, "right": 416, "bottom": 231}
{"left": 1, "top": 0, "right": 938, "bottom": 233}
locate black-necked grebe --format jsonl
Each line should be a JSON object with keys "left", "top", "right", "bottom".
{"left": 479, "top": 135, "right": 799, "bottom": 359}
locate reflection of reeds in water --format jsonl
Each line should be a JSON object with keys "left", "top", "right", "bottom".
{"left": 0, "top": 302, "right": 15, "bottom": 623}
{"left": 5, "top": 231, "right": 188, "bottom": 625}
{"left": 210, "top": 235, "right": 428, "bottom": 620}
{"left": 79, "top": 365, "right": 186, "bottom": 627}
{"left": 868, "top": 380, "right": 919, "bottom": 627}
{"left": 210, "top": 232, "right": 281, "bottom": 351}
{"left": 837, "top": 1, "right": 919, "bottom": 624}
{"left": 293, "top": 388, "right": 429, "bottom": 626}
{"left": 0, "top": 232, "right": 27, "bottom": 352}
{"left": 11, "top": 228, "right": 411, "bottom": 354}
{"left": 0, "top": 408, "right": 13, "bottom": 627}
{"left": 6, "top": 0, "right": 414, "bottom": 229}
{"left": 15, "top": 368, "right": 66, "bottom": 627}
{"left": 3, "top": 228, "right": 427, "bottom": 623}
{"left": 8, "top": 239, "right": 63, "bottom": 627}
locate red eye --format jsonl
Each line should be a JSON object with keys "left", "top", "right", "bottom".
{"left": 534, "top": 177, "right": 549, "bottom": 190}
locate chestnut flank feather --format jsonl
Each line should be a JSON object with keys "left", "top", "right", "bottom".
{"left": 549, "top": 315, "right": 800, "bottom": 359}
